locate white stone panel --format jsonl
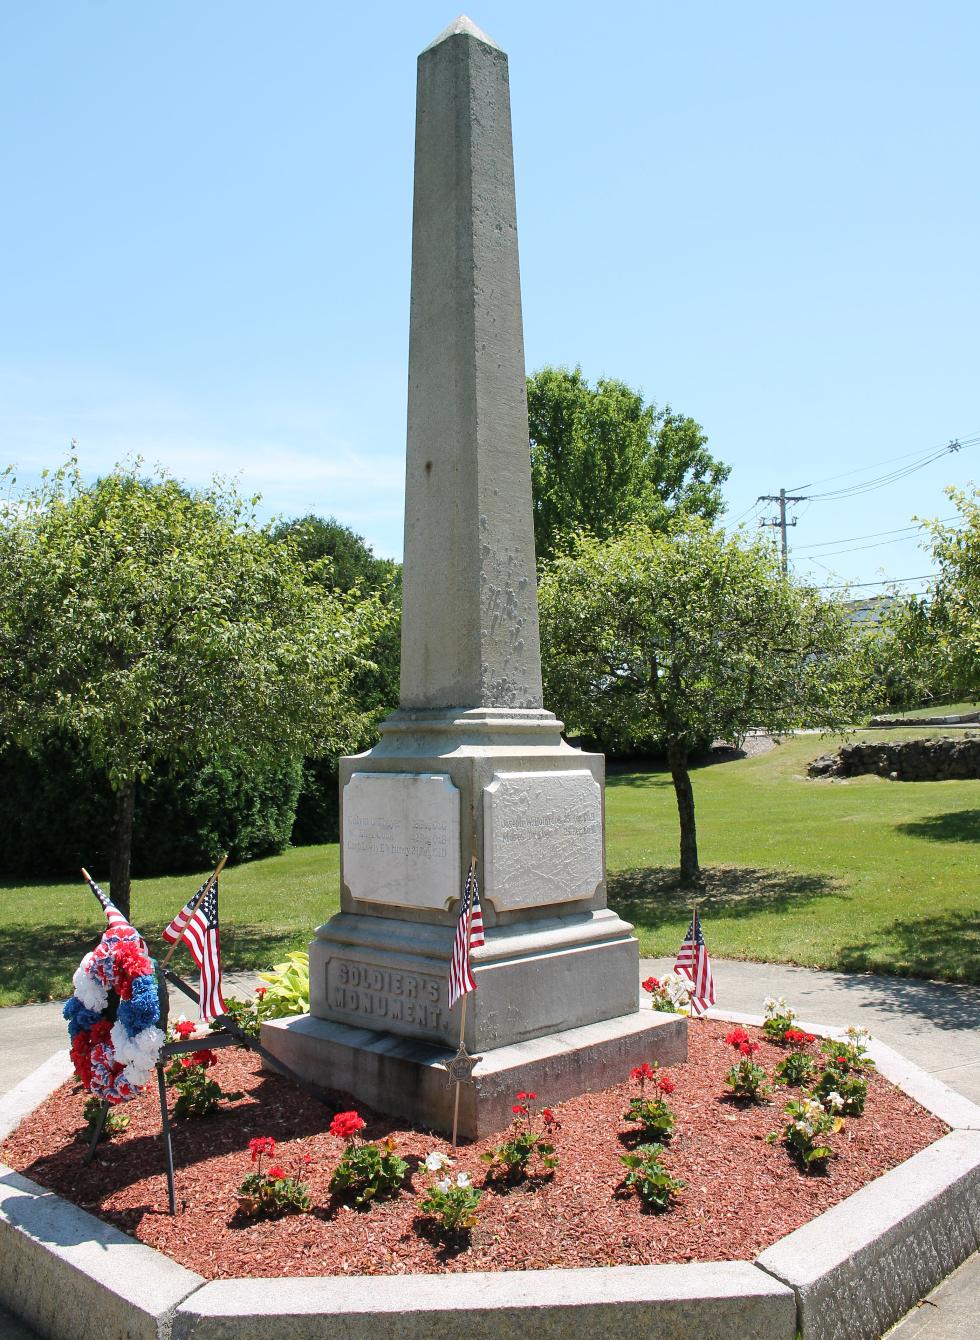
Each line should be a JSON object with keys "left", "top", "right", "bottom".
{"left": 483, "top": 770, "right": 603, "bottom": 910}
{"left": 342, "top": 773, "right": 459, "bottom": 910}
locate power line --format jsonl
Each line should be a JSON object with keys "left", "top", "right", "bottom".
{"left": 787, "top": 433, "right": 979, "bottom": 495}
{"left": 815, "top": 573, "right": 938, "bottom": 591}
{"left": 801, "top": 531, "right": 946, "bottom": 560}
{"left": 793, "top": 519, "right": 942, "bottom": 552}
{"left": 803, "top": 437, "right": 977, "bottom": 503}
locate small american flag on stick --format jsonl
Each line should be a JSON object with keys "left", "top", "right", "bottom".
{"left": 447, "top": 861, "right": 485, "bottom": 1010}
{"left": 162, "top": 874, "right": 227, "bottom": 1022}
{"left": 673, "top": 904, "right": 715, "bottom": 1017}
{"left": 81, "top": 868, "right": 131, "bottom": 934}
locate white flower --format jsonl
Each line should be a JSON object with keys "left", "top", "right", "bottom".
{"left": 796, "top": 1121, "right": 814, "bottom": 1137}
{"left": 763, "top": 996, "right": 777, "bottom": 1013}
{"left": 455, "top": 1172, "right": 471, "bottom": 1189}
{"left": 434, "top": 1177, "right": 451, "bottom": 1194}
{"left": 72, "top": 955, "right": 108, "bottom": 1012}
{"left": 424, "top": 1151, "right": 452, "bottom": 1172}
{"left": 802, "top": 1098, "right": 825, "bottom": 1119}
{"left": 663, "top": 972, "right": 690, "bottom": 1005}
{"left": 825, "top": 1091, "right": 844, "bottom": 1110}
{"left": 122, "top": 1057, "right": 156, "bottom": 1088}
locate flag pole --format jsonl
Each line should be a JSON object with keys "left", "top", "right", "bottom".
{"left": 451, "top": 852, "right": 478, "bottom": 1148}
{"left": 159, "top": 854, "right": 228, "bottom": 969}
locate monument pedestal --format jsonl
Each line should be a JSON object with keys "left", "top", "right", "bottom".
{"left": 307, "top": 708, "right": 648, "bottom": 1054}
{"left": 263, "top": 1008, "right": 687, "bottom": 1141}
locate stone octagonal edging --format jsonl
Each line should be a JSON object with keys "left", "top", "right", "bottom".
{"left": 2, "top": 1013, "right": 979, "bottom": 1340}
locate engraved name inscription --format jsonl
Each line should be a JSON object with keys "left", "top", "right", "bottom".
{"left": 483, "top": 769, "right": 604, "bottom": 910}
{"left": 327, "top": 958, "right": 445, "bottom": 1032}
{"left": 342, "top": 772, "right": 460, "bottom": 910}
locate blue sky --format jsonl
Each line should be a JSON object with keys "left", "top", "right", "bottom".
{"left": 2, "top": 1, "right": 977, "bottom": 595}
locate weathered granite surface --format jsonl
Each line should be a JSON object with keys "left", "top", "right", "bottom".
{"left": 171, "top": 1260, "right": 796, "bottom": 1340}
{"left": 756, "top": 1130, "right": 980, "bottom": 1340}
{"left": 0, "top": 1165, "right": 204, "bottom": 1340}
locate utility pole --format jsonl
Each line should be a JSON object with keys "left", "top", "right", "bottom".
{"left": 758, "top": 488, "right": 808, "bottom": 573}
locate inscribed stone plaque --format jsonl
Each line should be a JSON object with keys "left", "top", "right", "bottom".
{"left": 343, "top": 772, "right": 459, "bottom": 910}
{"left": 325, "top": 955, "right": 447, "bottom": 1041}
{"left": 483, "top": 770, "right": 603, "bottom": 910}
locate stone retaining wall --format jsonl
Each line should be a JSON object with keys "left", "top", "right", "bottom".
{"left": 808, "top": 737, "right": 980, "bottom": 781}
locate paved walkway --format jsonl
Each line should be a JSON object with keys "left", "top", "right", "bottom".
{"left": 2, "top": 961, "right": 977, "bottom": 1338}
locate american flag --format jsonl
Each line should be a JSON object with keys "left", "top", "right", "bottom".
{"left": 673, "top": 906, "right": 715, "bottom": 1017}
{"left": 82, "top": 869, "right": 131, "bottom": 934}
{"left": 162, "top": 878, "right": 227, "bottom": 1021}
{"left": 447, "top": 864, "right": 485, "bottom": 1010}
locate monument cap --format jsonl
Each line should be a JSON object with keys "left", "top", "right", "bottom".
{"left": 422, "top": 14, "right": 501, "bottom": 53}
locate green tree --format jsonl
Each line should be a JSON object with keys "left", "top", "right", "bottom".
{"left": 527, "top": 366, "right": 730, "bottom": 561}
{"left": 920, "top": 485, "right": 980, "bottom": 696}
{"left": 0, "top": 462, "right": 383, "bottom": 915}
{"left": 537, "top": 522, "right": 866, "bottom": 883}
{"left": 273, "top": 515, "right": 402, "bottom": 846}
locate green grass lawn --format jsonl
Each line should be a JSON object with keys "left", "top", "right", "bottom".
{"left": 2, "top": 728, "right": 978, "bottom": 1005}
{"left": 606, "top": 729, "right": 979, "bottom": 982}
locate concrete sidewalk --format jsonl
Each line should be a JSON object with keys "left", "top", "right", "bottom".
{"left": 2, "top": 960, "right": 977, "bottom": 1338}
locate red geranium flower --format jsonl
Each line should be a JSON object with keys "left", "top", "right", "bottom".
{"left": 173, "top": 1020, "right": 196, "bottom": 1040}
{"left": 641, "top": 976, "right": 660, "bottom": 993}
{"left": 631, "top": 1062, "right": 655, "bottom": 1083}
{"left": 515, "top": 1091, "right": 536, "bottom": 1101}
{"left": 266, "top": 1165, "right": 286, "bottom": 1180}
{"left": 541, "top": 1107, "right": 558, "bottom": 1126}
{"left": 512, "top": 1103, "right": 528, "bottom": 1116}
{"left": 255, "top": 986, "right": 267, "bottom": 999}
{"left": 248, "top": 1136, "right": 276, "bottom": 1162}
{"left": 329, "top": 1110, "right": 366, "bottom": 1141}
{"left": 725, "top": 1026, "right": 751, "bottom": 1049}
{"left": 657, "top": 1073, "right": 676, "bottom": 1094}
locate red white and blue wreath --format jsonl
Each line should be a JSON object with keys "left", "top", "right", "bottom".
{"left": 63, "top": 914, "right": 164, "bottom": 1104}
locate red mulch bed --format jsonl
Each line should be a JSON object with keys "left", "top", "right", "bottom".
{"left": 2, "top": 1020, "right": 946, "bottom": 1278}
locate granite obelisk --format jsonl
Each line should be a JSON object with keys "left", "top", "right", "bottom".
{"left": 400, "top": 15, "right": 542, "bottom": 714}
{"left": 263, "top": 17, "right": 685, "bottom": 1137}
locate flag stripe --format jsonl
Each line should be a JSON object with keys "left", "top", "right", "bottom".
{"left": 673, "top": 908, "right": 715, "bottom": 1016}
{"left": 447, "top": 866, "right": 484, "bottom": 1009}
{"left": 162, "top": 878, "right": 227, "bottom": 1021}
{"left": 83, "top": 872, "right": 130, "bottom": 933}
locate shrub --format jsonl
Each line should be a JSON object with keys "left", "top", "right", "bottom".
{"left": 482, "top": 1092, "right": 559, "bottom": 1182}
{"left": 623, "top": 1062, "right": 677, "bottom": 1138}
{"left": 237, "top": 1137, "right": 312, "bottom": 1217}
{"left": 723, "top": 1027, "right": 768, "bottom": 1101}
{"left": 761, "top": 997, "right": 798, "bottom": 1044}
{"left": 164, "top": 1048, "right": 242, "bottom": 1118}
{"left": 641, "top": 973, "right": 690, "bottom": 1014}
{"left": 620, "top": 1144, "right": 685, "bottom": 1210}
{"left": 78, "top": 1094, "right": 130, "bottom": 1142}
{"left": 418, "top": 1151, "right": 483, "bottom": 1232}
{"left": 0, "top": 736, "right": 302, "bottom": 877}
{"left": 328, "top": 1109, "right": 408, "bottom": 1206}
{"left": 772, "top": 1095, "right": 843, "bottom": 1170}
{"left": 774, "top": 1028, "right": 818, "bottom": 1087}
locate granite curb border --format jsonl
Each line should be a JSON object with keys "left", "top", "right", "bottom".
{"left": 2, "top": 1015, "right": 978, "bottom": 1340}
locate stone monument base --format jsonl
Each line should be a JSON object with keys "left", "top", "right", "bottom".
{"left": 262, "top": 1009, "right": 687, "bottom": 1140}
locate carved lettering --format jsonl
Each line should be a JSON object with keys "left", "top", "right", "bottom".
{"left": 326, "top": 957, "right": 445, "bottom": 1035}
